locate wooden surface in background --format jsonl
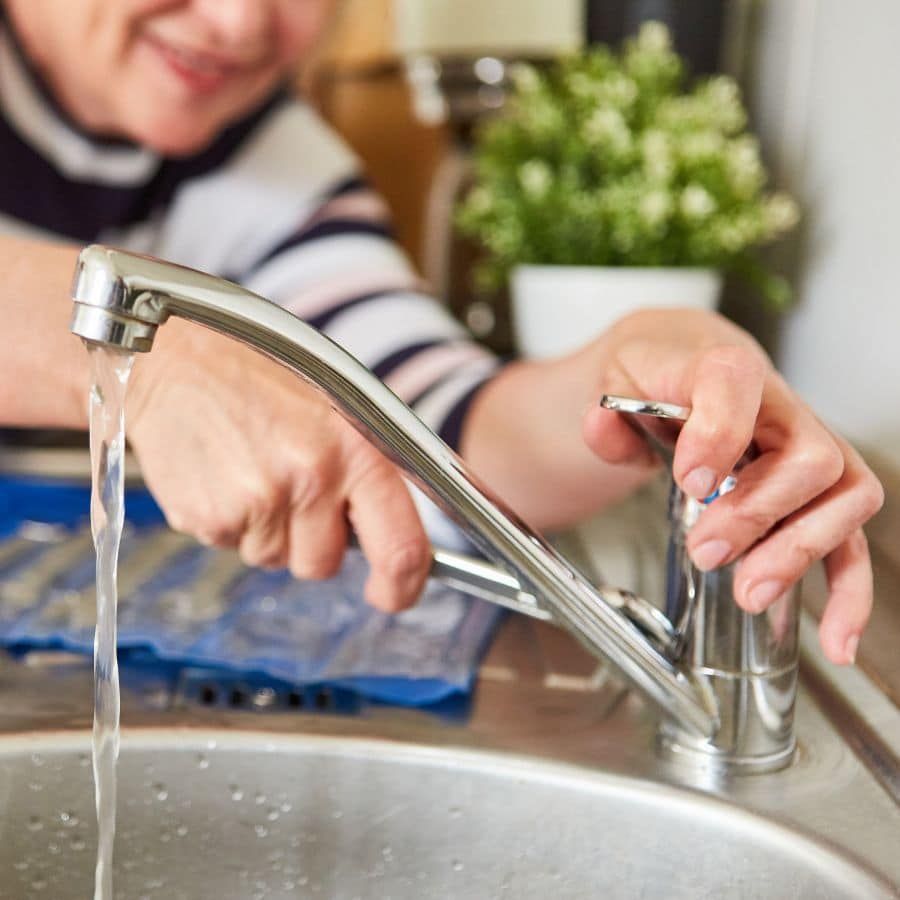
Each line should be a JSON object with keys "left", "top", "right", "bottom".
{"left": 317, "top": 0, "right": 396, "bottom": 66}
{"left": 301, "top": 0, "right": 450, "bottom": 274}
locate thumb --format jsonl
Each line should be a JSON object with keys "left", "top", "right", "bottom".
{"left": 582, "top": 400, "right": 658, "bottom": 466}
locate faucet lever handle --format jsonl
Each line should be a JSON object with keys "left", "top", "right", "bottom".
{"left": 600, "top": 395, "right": 688, "bottom": 471}
{"left": 600, "top": 394, "right": 756, "bottom": 494}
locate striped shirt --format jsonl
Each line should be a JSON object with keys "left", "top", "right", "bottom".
{"left": 0, "top": 19, "right": 501, "bottom": 453}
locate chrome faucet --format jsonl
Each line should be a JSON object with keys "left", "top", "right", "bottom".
{"left": 69, "top": 245, "right": 798, "bottom": 774}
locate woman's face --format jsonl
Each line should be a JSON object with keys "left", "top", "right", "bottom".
{"left": 4, "top": 0, "right": 336, "bottom": 154}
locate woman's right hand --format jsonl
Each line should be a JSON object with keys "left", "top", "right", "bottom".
{"left": 125, "top": 320, "right": 431, "bottom": 612}
{"left": 0, "top": 236, "right": 428, "bottom": 611}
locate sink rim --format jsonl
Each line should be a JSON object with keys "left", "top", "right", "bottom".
{"left": 2, "top": 725, "right": 897, "bottom": 898}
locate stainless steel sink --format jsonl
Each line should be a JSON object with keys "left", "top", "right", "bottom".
{"left": 0, "top": 728, "right": 895, "bottom": 900}
{"left": 0, "top": 473, "right": 897, "bottom": 899}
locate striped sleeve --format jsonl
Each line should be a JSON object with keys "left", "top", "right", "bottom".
{"left": 236, "top": 156, "right": 502, "bottom": 452}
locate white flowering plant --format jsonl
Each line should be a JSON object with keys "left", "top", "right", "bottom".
{"left": 456, "top": 22, "right": 799, "bottom": 306}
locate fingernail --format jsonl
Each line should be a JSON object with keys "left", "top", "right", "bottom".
{"left": 845, "top": 634, "right": 859, "bottom": 665}
{"left": 683, "top": 466, "right": 718, "bottom": 500}
{"left": 691, "top": 539, "right": 731, "bottom": 571}
{"left": 747, "top": 580, "right": 785, "bottom": 613}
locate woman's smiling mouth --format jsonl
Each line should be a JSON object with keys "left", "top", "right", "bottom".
{"left": 141, "top": 33, "right": 256, "bottom": 94}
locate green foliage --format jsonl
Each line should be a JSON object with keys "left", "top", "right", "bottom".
{"left": 456, "top": 22, "right": 799, "bottom": 306}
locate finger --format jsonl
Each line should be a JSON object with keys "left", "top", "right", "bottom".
{"left": 673, "top": 344, "right": 766, "bottom": 500}
{"left": 690, "top": 414, "right": 874, "bottom": 574}
{"left": 239, "top": 494, "right": 291, "bottom": 570}
{"left": 728, "top": 446, "right": 882, "bottom": 608}
{"left": 287, "top": 502, "right": 349, "bottom": 581}
{"left": 766, "top": 590, "right": 796, "bottom": 645}
{"left": 686, "top": 436, "right": 844, "bottom": 572}
{"left": 150, "top": 474, "right": 246, "bottom": 549}
{"left": 345, "top": 456, "right": 430, "bottom": 613}
{"left": 583, "top": 357, "right": 665, "bottom": 465}
{"left": 819, "top": 531, "right": 874, "bottom": 665}
{"left": 685, "top": 377, "right": 844, "bottom": 570}
{"left": 169, "top": 504, "right": 244, "bottom": 550}
{"left": 582, "top": 403, "right": 656, "bottom": 465}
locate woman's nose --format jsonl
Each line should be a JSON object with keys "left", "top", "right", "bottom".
{"left": 193, "top": 0, "right": 271, "bottom": 46}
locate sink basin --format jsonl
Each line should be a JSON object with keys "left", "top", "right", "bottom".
{"left": 0, "top": 729, "right": 894, "bottom": 899}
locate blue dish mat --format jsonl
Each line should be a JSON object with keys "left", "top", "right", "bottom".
{"left": 0, "top": 475, "right": 502, "bottom": 706}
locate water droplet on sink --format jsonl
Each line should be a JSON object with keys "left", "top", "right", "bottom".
{"left": 176, "top": 824, "right": 188, "bottom": 837}
{"left": 255, "top": 792, "right": 267, "bottom": 805}
{"left": 449, "top": 806, "right": 462, "bottom": 818}
{"left": 196, "top": 753, "right": 210, "bottom": 770}
{"left": 255, "top": 825, "right": 269, "bottom": 838}
{"left": 59, "top": 811, "right": 79, "bottom": 827}
{"left": 452, "top": 859, "right": 464, "bottom": 872}
{"left": 27, "top": 817, "right": 42, "bottom": 832}
{"left": 152, "top": 783, "right": 168, "bottom": 801}
{"left": 229, "top": 785, "right": 244, "bottom": 801}
{"left": 28, "top": 781, "right": 44, "bottom": 792}
{"left": 266, "top": 808, "right": 280, "bottom": 822}
{"left": 332, "top": 809, "right": 343, "bottom": 819}
{"left": 279, "top": 801, "right": 292, "bottom": 813}
{"left": 30, "top": 879, "right": 47, "bottom": 890}
{"left": 13, "top": 860, "right": 28, "bottom": 871}
{"left": 160, "top": 830, "right": 171, "bottom": 843}
{"left": 30, "top": 753, "right": 44, "bottom": 767}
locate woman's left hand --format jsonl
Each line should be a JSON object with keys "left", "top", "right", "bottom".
{"left": 581, "top": 308, "right": 884, "bottom": 665}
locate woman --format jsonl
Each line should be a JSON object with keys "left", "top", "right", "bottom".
{"left": 0, "top": 0, "right": 882, "bottom": 664}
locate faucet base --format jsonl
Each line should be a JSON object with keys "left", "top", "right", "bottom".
{"left": 657, "top": 727, "right": 797, "bottom": 776}
{"left": 656, "top": 659, "right": 799, "bottom": 775}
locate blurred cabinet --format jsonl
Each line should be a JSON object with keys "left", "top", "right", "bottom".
{"left": 586, "top": 0, "right": 730, "bottom": 75}
{"left": 303, "top": 0, "right": 450, "bottom": 276}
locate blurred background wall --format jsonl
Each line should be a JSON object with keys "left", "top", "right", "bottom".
{"left": 738, "top": 0, "right": 900, "bottom": 470}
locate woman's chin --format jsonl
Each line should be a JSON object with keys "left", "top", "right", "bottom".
{"left": 126, "top": 117, "right": 221, "bottom": 157}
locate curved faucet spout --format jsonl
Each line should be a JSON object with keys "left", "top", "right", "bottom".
{"left": 70, "top": 245, "right": 716, "bottom": 739}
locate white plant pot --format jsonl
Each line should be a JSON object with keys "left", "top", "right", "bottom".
{"left": 511, "top": 265, "right": 723, "bottom": 359}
